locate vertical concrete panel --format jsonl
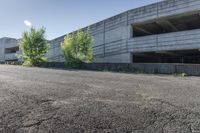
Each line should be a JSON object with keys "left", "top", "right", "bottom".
{"left": 105, "top": 27, "right": 122, "bottom": 43}
{"left": 93, "top": 33, "right": 104, "bottom": 47}
{"left": 99, "top": 53, "right": 132, "bottom": 63}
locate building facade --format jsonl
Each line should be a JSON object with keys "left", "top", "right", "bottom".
{"left": 0, "top": 37, "right": 19, "bottom": 62}
{"left": 1, "top": 0, "right": 200, "bottom": 64}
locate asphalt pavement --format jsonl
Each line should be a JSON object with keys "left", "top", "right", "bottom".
{"left": 0, "top": 65, "right": 200, "bottom": 133}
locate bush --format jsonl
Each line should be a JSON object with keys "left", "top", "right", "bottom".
{"left": 61, "top": 28, "right": 94, "bottom": 67}
{"left": 18, "top": 27, "right": 50, "bottom": 66}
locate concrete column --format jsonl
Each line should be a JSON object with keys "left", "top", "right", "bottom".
{"left": 120, "top": 53, "right": 132, "bottom": 63}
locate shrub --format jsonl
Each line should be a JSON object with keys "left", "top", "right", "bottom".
{"left": 61, "top": 28, "right": 93, "bottom": 67}
{"left": 18, "top": 27, "right": 50, "bottom": 66}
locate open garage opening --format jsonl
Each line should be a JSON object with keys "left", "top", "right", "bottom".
{"left": 5, "top": 46, "right": 19, "bottom": 54}
{"left": 133, "top": 49, "right": 200, "bottom": 64}
{"left": 132, "top": 13, "right": 200, "bottom": 37}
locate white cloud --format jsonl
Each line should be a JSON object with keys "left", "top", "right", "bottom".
{"left": 24, "top": 20, "right": 32, "bottom": 28}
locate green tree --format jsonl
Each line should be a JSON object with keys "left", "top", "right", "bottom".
{"left": 61, "top": 28, "right": 94, "bottom": 67}
{"left": 18, "top": 27, "right": 50, "bottom": 66}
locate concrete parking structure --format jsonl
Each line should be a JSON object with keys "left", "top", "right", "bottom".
{"left": 1, "top": 0, "right": 200, "bottom": 64}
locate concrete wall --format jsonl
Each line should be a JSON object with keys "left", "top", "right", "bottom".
{"left": 82, "top": 63, "right": 200, "bottom": 76}
{"left": 95, "top": 53, "right": 132, "bottom": 63}
{"left": 46, "top": 36, "right": 65, "bottom": 62}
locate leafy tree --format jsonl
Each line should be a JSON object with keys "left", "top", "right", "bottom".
{"left": 18, "top": 27, "right": 50, "bottom": 66}
{"left": 61, "top": 28, "right": 94, "bottom": 67}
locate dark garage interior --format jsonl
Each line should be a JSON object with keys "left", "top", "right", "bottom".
{"left": 132, "top": 13, "right": 200, "bottom": 37}
{"left": 133, "top": 49, "right": 200, "bottom": 64}
{"left": 4, "top": 46, "right": 19, "bottom": 54}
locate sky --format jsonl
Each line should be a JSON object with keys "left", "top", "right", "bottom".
{"left": 0, "top": 0, "right": 163, "bottom": 40}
